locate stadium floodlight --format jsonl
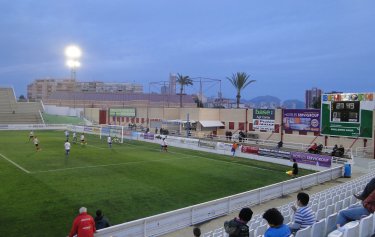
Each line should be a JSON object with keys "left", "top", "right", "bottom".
{"left": 66, "top": 60, "right": 81, "bottom": 68}
{"left": 65, "top": 45, "right": 82, "bottom": 81}
{"left": 65, "top": 45, "right": 82, "bottom": 59}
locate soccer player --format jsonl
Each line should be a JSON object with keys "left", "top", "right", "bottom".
{"left": 80, "top": 133, "right": 86, "bottom": 145}
{"left": 231, "top": 142, "right": 238, "bottom": 157}
{"left": 29, "top": 131, "right": 34, "bottom": 141}
{"left": 72, "top": 132, "right": 77, "bottom": 143}
{"left": 65, "top": 140, "right": 71, "bottom": 157}
{"left": 160, "top": 138, "right": 168, "bottom": 152}
{"left": 33, "top": 136, "right": 40, "bottom": 151}
{"left": 107, "top": 136, "right": 112, "bottom": 148}
{"left": 65, "top": 130, "right": 70, "bottom": 140}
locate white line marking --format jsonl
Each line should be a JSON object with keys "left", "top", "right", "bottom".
{"left": 32, "top": 156, "right": 184, "bottom": 173}
{"left": 33, "top": 142, "right": 274, "bottom": 173}
{"left": 0, "top": 153, "right": 31, "bottom": 174}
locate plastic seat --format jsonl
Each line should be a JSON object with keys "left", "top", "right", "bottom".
{"left": 311, "top": 218, "right": 326, "bottom": 237}
{"left": 326, "top": 204, "right": 335, "bottom": 217}
{"left": 325, "top": 213, "right": 338, "bottom": 236}
{"left": 343, "top": 221, "right": 360, "bottom": 237}
{"left": 294, "top": 226, "right": 311, "bottom": 237}
{"left": 359, "top": 214, "right": 373, "bottom": 237}
{"left": 253, "top": 224, "right": 267, "bottom": 237}
{"left": 335, "top": 200, "right": 344, "bottom": 213}
{"left": 315, "top": 208, "right": 326, "bottom": 221}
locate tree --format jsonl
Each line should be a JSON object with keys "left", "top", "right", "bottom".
{"left": 227, "top": 72, "right": 256, "bottom": 108}
{"left": 176, "top": 73, "right": 193, "bottom": 107}
{"left": 18, "top": 95, "right": 27, "bottom": 102}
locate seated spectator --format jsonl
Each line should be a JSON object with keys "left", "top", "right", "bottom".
{"left": 224, "top": 207, "right": 253, "bottom": 237}
{"left": 289, "top": 192, "right": 315, "bottom": 234}
{"left": 263, "top": 208, "right": 291, "bottom": 237}
{"left": 277, "top": 141, "right": 283, "bottom": 149}
{"left": 94, "top": 209, "right": 110, "bottom": 230}
{"left": 336, "top": 145, "right": 345, "bottom": 157}
{"left": 193, "top": 227, "right": 201, "bottom": 237}
{"left": 316, "top": 144, "right": 323, "bottom": 154}
{"left": 354, "top": 177, "right": 375, "bottom": 200}
{"left": 336, "top": 189, "right": 375, "bottom": 232}
{"left": 331, "top": 144, "right": 338, "bottom": 156}
{"left": 308, "top": 143, "right": 318, "bottom": 153}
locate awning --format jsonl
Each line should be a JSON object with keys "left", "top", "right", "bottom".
{"left": 199, "top": 120, "right": 224, "bottom": 127}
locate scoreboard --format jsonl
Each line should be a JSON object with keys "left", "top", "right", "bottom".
{"left": 331, "top": 101, "right": 360, "bottom": 123}
{"left": 321, "top": 92, "right": 374, "bottom": 138}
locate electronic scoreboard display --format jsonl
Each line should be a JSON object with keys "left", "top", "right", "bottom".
{"left": 331, "top": 101, "right": 360, "bottom": 123}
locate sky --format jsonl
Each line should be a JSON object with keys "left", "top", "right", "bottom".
{"left": 0, "top": 0, "right": 374, "bottom": 101}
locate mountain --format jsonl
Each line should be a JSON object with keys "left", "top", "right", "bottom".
{"left": 241, "top": 96, "right": 305, "bottom": 109}
{"left": 245, "top": 95, "right": 281, "bottom": 108}
{"left": 282, "top": 99, "right": 305, "bottom": 109}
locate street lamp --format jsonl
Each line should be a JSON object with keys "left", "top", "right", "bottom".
{"left": 65, "top": 45, "right": 82, "bottom": 81}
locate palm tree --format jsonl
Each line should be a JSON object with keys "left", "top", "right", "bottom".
{"left": 227, "top": 72, "right": 256, "bottom": 108}
{"left": 176, "top": 73, "right": 193, "bottom": 107}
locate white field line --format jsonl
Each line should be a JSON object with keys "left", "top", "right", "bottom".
{"left": 32, "top": 156, "right": 187, "bottom": 173}
{"left": 33, "top": 142, "right": 274, "bottom": 173}
{"left": 0, "top": 153, "right": 31, "bottom": 174}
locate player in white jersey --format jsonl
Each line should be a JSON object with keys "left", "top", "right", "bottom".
{"left": 80, "top": 134, "right": 86, "bottom": 145}
{"left": 107, "top": 136, "right": 112, "bottom": 148}
{"left": 34, "top": 136, "right": 40, "bottom": 151}
{"left": 72, "top": 132, "right": 77, "bottom": 143}
{"left": 65, "top": 140, "right": 71, "bottom": 157}
{"left": 29, "top": 131, "right": 34, "bottom": 141}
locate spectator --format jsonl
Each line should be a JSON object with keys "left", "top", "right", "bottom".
{"left": 354, "top": 177, "right": 375, "bottom": 200}
{"left": 336, "top": 189, "right": 375, "bottom": 231}
{"left": 155, "top": 127, "right": 158, "bottom": 134}
{"left": 292, "top": 159, "right": 299, "bottom": 178}
{"left": 277, "top": 141, "right": 283, "bottom": 150}
{"left": 262, "top": 208, "right": 291, "bottom": 237}
{"left": 193, "top": 227, "right": 201, "bottom": 237}
{"left": 289, "top": 192, "right": 315, "bottom": 234}
{"left": 331, "top": 144, "right": 338, "bottom": 156}
{"left": 69, "top": 207, "right": 96, "bottom": 237}
{"left": 307, "top": 143, "right": 318, "bottom": 153}
{"left": 337, "top": 145, "right": 345, "bottom": 157}
{"left": 94, "top": 209, "right": 110, "bottom": 230}
{"left": 224, "top": 207, "right": 253, "bottom": 237}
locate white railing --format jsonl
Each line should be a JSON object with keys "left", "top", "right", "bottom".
{"left": 355, "top": 146, "right": 374, "bottom": 159}
{"left": 95, "top": 167, "right": 343, "bottom": 237}
{"left": 39, "top": 110, "right": 45, "bottom": 125}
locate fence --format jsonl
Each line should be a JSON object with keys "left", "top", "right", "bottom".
{"left": 95, "top": 167, "right": 343, "bottom": 237}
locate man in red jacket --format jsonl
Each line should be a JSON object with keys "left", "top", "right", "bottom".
{"left": 69, "top": 207, "right": 96, "bottom": 237}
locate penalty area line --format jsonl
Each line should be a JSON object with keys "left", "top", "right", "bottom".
{"left": 0, "top": 153, "right": 31, "bottom": 174}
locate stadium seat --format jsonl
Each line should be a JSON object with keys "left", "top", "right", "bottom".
{"left": 343, "top": 197, "right": 351, "bottom": 209}
{"left": 315, "top": 208, "right": 326, "bottom": 221}
{"left": 326, "top": 204, "right": 335, "bottom": 217}
{"left": 325, "top": 213, "right": 338, "bottom": 236}
{"left": 213, "top": 227, "right": 224, "bottom": 237}
{"left": 254, "top": 224, "right": 267, "bottom": 237}
{"left": 358, "top": 214, "right": 373, "bottom": 237}
{"left": 311, "top": 218, "right": 326, "bottom": 237}
{"left": 335, "top": 200, "right": 344, "bottom": 213}
{"left": 294, "top": 226, "right": 311, "bottom": 237}
{"left": 343, "top": 221, "right": 360, "bottom": 237}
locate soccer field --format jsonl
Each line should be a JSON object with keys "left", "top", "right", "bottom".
{"left": 0, "top": 130, "right": 314, "bottom": 236}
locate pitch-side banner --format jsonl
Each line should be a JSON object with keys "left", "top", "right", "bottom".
{"left": 253, "top": 109, "right": 275, "bottom": 131}
{"left": 291, "top": 152, "right": 332, "bottom": 168}
{"left": 283, "top": 109, "right": 320, "bottom": 132}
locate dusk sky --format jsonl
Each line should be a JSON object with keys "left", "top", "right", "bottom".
{"left": 1, "top": 1, "right": 374, "bottom": 101}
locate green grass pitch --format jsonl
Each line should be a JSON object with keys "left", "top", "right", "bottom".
{"left": 0, "top": 130, "right": 314, "bottom": 236}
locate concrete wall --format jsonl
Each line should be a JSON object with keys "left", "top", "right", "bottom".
{"left": 80, "top": 106, "right": 373, "bottom": 151}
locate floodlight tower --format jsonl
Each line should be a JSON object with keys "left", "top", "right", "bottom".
{"left": 65, "top": 45, "right": 82, "bottom": 80}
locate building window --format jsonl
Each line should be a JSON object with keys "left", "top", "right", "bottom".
{"left": 238, "top": 122, "right": 245, "bottom": 131}
{"left": 229, "top": 122, "right": 234, "bottom": 130}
